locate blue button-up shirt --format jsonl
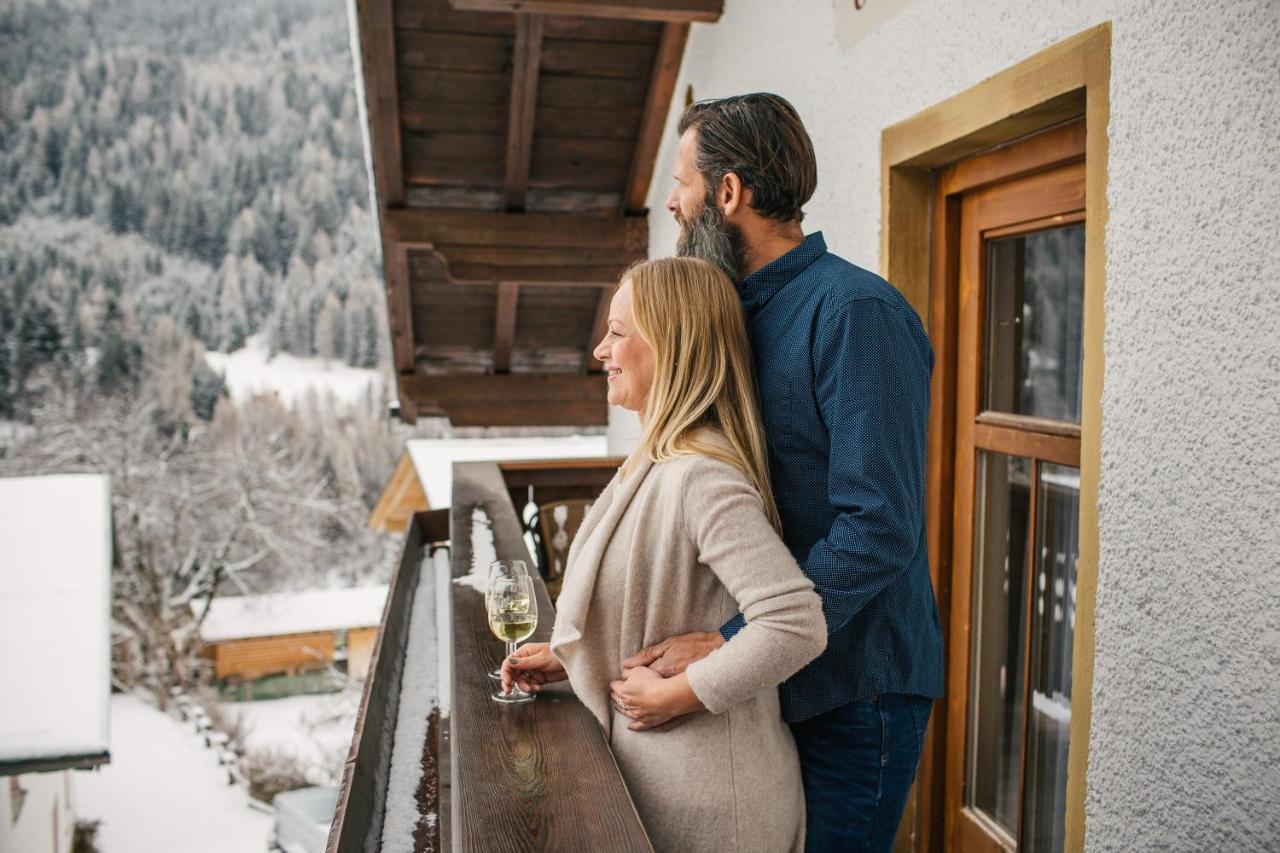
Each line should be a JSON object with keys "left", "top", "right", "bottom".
{"left": 721, "top": 232, "right": 944, "bottom": 723}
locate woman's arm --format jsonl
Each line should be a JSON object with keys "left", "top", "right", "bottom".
{"left": 679, "top": 456, "right": 827, "bottom": 715}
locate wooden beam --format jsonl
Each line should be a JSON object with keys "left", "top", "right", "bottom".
{"left": 449, "top": 0, "right": 721, "bottom": 23}
{"left": 385, "top": 242, "right": 417, "bottom": 376}
{"left": 401, "top": 373, "right": 607, "bottom": 427}
{"left": 504, "top": 15, "right": 544, "bottom": 210}
{"left": 492, "top": 282, "right": 519, "bottom": 372}
{"left": 355, "top": 0, "right": 404, "bottom": 208}
{"left": 623, "top": 22, "right": 689, "bottom": 213}
{"left": 385, "top": 209, "right": 648, "bottom": 254}
{"left": 584, "top": 285, "right": 615, "bottom": 372}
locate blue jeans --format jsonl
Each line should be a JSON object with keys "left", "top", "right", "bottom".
{"left": 789, "top": 694, "right": 933, "bottom": 853}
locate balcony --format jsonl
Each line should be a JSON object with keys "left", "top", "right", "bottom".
{"left": 327, "top": 456, "right": 652, "bottom": 852}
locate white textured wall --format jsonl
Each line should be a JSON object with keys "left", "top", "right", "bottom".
{"left": 645, "top": 1, "right": 1280, "bottom": 848}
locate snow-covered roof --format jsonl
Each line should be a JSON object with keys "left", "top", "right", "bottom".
{"left": 194, "top": 585, "right": 389, "bottom": 643}
{"left": 405, "top": 435, "right": 610, "bottom": 509}
{"left": 0, "top": 474, "right": 112, "bottom": 767}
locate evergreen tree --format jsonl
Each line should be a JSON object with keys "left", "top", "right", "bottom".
{"left": 189, "top": 358, "right": 225, "bottom": 421}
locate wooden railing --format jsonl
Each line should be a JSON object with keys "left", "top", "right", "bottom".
{"left": 327, "top": 507, "right": 448, "bottom": 853}
{"left": 329, "top": 458, "right": 651, "bottom": 852}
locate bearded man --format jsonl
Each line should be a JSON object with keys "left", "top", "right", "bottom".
{"left": 622, "top": 93, "right": 944, "bottom": 852}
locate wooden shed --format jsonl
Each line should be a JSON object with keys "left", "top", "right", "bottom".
{"left": 352, "top": 0, "right": 719, "bottom": 427}
{"left": 193, "top": 587, "right": 388, "bottom": 684}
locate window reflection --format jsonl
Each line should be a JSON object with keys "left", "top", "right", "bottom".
{"left": 1022, "top": 464, "right": 1080, "bottom": 852}
{"left": 968, "top": 451, "right": 1031, "bottom": 839}
{"left": 984, "top": 225, "right": 1085, "bottom": 423}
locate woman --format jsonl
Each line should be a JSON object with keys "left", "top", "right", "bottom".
{"left": 501, "top": 257, "right": 826, "bottom": 853}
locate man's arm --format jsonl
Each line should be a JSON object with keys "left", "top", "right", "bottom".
{"left": 736, "top": 298, "right": 932, "bottom": 640}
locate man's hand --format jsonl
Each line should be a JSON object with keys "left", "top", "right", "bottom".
{"left": 621, "top": 631, "right": 725, "bottom": 677}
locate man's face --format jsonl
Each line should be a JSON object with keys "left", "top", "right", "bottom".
{"left": 666, "top": 127, "right": 748, "bottom": 281}
{"left": 665, "top": 128, "right": 707, "bottom": 226}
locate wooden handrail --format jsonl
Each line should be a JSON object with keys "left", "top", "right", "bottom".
{"left": 329, "top": 458, "right": 647, "bottom": 852}
{"left": 448, "top": 460, "right": 652, "bottom": 851}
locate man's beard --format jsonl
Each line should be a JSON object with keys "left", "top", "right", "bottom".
{"left": 675, "top": 194, "right": 747, "bottom": 282}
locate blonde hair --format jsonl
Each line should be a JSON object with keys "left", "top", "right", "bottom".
{"left": 623, "top": 256, "right": 781, "bottom": 532}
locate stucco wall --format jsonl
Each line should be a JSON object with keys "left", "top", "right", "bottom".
{"left": 645, "top": 1, "right": 1280, "bottom": 848}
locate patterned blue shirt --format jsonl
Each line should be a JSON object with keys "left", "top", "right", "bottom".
{"left": 720, "top": 232, "right": 944, "bottom": 723}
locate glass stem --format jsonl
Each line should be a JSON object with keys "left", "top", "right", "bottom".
{"left": 505, "top": 641, "right": 517, "bottom": 661}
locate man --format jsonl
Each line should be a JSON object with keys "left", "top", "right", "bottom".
{"left": 622, "top": 93, "right": 943, "bottom": 851}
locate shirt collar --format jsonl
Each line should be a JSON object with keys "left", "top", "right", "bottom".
{"left": 737, "top": 231, "right": 827, "bottom": 316}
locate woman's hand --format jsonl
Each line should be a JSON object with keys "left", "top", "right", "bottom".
{"left": 501, "top": 642, "right": 567, "bottom": 695}
{"left": 609, "top": 666, "right": 705, "bottom": 731}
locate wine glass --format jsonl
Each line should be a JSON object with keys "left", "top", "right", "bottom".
{"left": 487, "top": 572, "right": 538, "bottom": 704}
{"left": 486, "top": 560, "right": 529, "bottom": 681}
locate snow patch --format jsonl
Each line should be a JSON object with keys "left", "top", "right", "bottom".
{"left": 74, "top": 694, "right": 273, "bottom": 853}
{"left": 380, "top": 549, "right": 444, "bottom": 853}
{"left": 204, "top": 333, "right": 384, "bottom": 408}
{"left": 452, "top": 507, "right": 495, "bottom": 595}
{"left": 231, "top": 692, "right": 360, "bottom": 782}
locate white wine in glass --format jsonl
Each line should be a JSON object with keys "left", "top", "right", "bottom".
{"left": 486, "top": 560, "right": 530, "bottom": 681}
{"left": 488, "top": 572, "right": 538, "bottom": 704}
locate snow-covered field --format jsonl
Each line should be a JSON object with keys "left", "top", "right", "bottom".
{"left": 74, "top": 691, "right": 362, "bottom": 852}
{"left": 75, "top": 694, "right": 273, "bottom": 853}
{"left": 204, "top": 333, "right": 384, "bottom": 408}
{"left": 230, "top": 691, "right": 361, "bottom": 784}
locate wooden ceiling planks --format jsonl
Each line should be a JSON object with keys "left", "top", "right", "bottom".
{"left": 354, "top": 0, "right": 719, "bottom": 426}
{"left": 448, "top": 0, "right": 722, "bottom": 24}
{"left": 401, "top": 374, "right": 609, "bottom": 426}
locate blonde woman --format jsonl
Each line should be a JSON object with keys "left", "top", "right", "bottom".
{"left": 501, "top": 257, "right": 826, "bottom": 853}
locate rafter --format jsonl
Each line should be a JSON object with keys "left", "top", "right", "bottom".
{"left": 385, "top": 209, "right": 648, "bottom": 253}
{"left": 492, "top": 282, "right": 520, "bottom": 373}
{"left": 504, "top": 15, "right": 544, "bottom": 210}
{"left": 355, "top": 0, "right": 404, "bottom": 208}
{"left": 401, "top": 373, "right": 607, "bottom": 427}
{"left": 623, "top": 22, "right": 689, "bottom": 213}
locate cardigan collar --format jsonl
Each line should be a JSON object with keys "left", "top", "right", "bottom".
{"left": 549, "top": 452, "right": 654, "bottom": 677}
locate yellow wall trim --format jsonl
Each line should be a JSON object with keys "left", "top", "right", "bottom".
{"left": 881, "top": 23, "right": 1110, "bottom": 851}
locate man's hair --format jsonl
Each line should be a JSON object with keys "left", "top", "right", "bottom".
{"left": 677, "top": 93, "right": 817, "bottom": 224}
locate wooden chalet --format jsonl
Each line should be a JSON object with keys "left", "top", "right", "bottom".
{"left": 353, "top": 0, "right": 718, "bottom": 427}
{"left": 367, "top": 451, "right": 429, "bottom": 533}
{"left": 194, "top": 587, "right": 388, "bottom": 687}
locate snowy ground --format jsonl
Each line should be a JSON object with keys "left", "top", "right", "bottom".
{"left": 204, "top": 333, "right": 384, "bottom": 408}
{"left": 230, "top": 691, "right": 361, "bottom": 785}
{"left": 75, "top": 694, "right": 273, "bottom": 853}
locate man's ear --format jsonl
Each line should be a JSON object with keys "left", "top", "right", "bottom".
{"left": 719, "top": 172, "right": 752, "bottom": 220}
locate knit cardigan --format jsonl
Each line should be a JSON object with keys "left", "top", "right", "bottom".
{"left": 550, "top": 446, "right": 827, "bottom": 853}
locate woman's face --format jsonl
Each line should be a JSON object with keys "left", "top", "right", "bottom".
{"left": 593, "top": 278, "right": 655, "bottom": 413}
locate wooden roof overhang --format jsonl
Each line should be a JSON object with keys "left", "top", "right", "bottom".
{"left": 352, "top": 0, "right": 721, "bottom": 427}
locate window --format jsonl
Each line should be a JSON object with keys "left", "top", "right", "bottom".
{"left": 939, "top": 120, "right": 1085, "bottom": 853}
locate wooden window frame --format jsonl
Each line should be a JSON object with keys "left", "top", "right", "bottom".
{"left": 880, "top": 24, "right": 1110, "bottom": 853}
{"left": 947, "top": 144, "right": 1085, "bottom": 852}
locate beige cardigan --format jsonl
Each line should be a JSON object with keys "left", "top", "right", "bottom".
{"left": 550, "top": 447, "right": 827, "bottom": 853}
